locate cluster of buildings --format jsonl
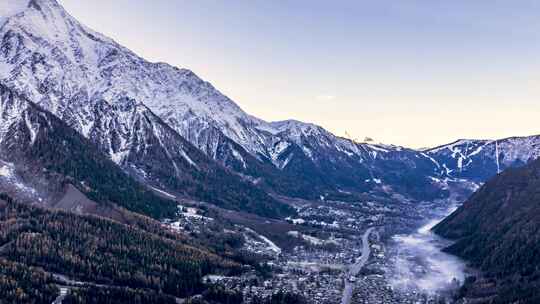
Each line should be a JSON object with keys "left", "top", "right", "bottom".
{"left": 167, "top": 195, "right": 459, "bottom": 303}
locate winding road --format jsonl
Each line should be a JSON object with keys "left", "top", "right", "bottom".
{"left": 52, "top": 287, "right": 68, "bottom": 304}
{"left": 340, "top": 227, "right": 375, "bottom": 304}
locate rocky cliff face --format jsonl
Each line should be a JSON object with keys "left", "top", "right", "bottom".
{"left": 0, "top": 83, "right": 180, "bottom": 218}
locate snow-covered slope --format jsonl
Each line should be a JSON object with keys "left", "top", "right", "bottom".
{"left": 253, "top": 119, "right": 451, "bottom": 200}
{"left": 426, "top": 136, "right": 540, "bottom": 182}
{"left": 0, "top": 0, "right": 409, "bottom": 170}
{"left": 0, "top": 82, "right": 43, "bottom": 203}
{"left": 1, "top": 0, "right": 539, "bottom": 205}
{"left": 0, "top": 81, "right": 292, "bottom": 218}
{"left": 0, "top": 0, "right": 435, "bottom": 201}
{"left": 0, "top": 0, "right": 271, "bottom": 162}
{"left": 0, "top": 0, "right": 294, "bottom": 218}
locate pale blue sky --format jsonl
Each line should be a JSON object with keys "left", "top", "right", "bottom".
{"left": 60, "top": 0, "right": 540, "bottom": 148}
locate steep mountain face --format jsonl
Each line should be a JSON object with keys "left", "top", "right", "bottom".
{"left": 426, "top": 136, "right": 540, "bottom": 182}
{"left": 0, "top": 0, "right": 325, "bottom": 203}
{"left": 433, "top": 158, "right": 540, "bottom": 304}
{"left": 0, "top": 83, "right": 178, "bottom": 218}
{"left": 0, "top": 0, "right": 293, "bottom": 218}
{"left": 0, "top": 83, "right": 291, "bottom": 219}
{"left": 0, "top": 0, "right": 267, "bottom": 163}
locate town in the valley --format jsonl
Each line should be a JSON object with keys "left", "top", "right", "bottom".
{"left": 166, "top": 191, "right": 463, "bottom": 304}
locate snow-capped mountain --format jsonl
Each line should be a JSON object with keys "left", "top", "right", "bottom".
{"left": 0, "top": 0, "right": 294, "bottom": 218}
{"left": 0, "top": 0, "right": 304, "bottom": 195}
{"left": 426, "top": 136, "right": 540, "bottom": 182}
{"left": 1, "top": 0, "right": 539, "bottom": 208}
{"left": 0, "top": 0, "right": 270, "bottom": 163}
{"left": 255, "top": 119, "right": 452, "bottom": 200}
{"left": 0, "top": 0, "right": 436, "bottom": 201}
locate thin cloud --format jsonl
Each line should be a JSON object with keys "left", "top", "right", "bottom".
{"left": 316, "top": 95, "right": 336, "bottom": 101}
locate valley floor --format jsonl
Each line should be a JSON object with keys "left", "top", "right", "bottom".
{"left": 170, "top": 192, "right": 470, "bottom": 304}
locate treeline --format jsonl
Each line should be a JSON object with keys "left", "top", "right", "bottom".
{"left": 0, "top": 195, "right": 239, "bottom": 298}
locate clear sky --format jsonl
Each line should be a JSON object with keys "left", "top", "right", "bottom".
{"left": 60, "top": 0, "right": 540, "bottom": 148}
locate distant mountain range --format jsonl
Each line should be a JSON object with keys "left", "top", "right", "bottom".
{"left": 1, "top": 0, "right": 539, "bottom": 220}
{"left": 425, "top": 136, "right": 540, "bottom": 182}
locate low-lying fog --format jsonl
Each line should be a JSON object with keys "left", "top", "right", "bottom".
{"left": 386, "top": 205, "right": 468, "bottom": 295}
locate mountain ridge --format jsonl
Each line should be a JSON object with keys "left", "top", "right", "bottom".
{"left": 1, "top": 0, "right": 539, "bottom": 209}
{"left": 0, "top": 0, "right": 296, "bottom": 218}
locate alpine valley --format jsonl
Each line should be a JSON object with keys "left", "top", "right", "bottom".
{"left": 0, "top": 1, "right": 538, "bottom": 304}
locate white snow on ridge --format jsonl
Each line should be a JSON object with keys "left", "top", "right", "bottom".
{"left": 268, "top": 141, "right": 290, "bottom": 162}
{"left": 278, "top": 153, "right": 294, "bottom": 170}
{"left": 2, "top": 0, "right": 540, "bottom": 196}
{"left": 367, "top": 144, "right": 390, "bottom": 153}
{"left": 264, "top": 120, "right": 319, "bottom": 136}
{"left": 0, "top": 0, "right": 447, "bottom": 180}
{"left": 24, "top": 112, "right": 38, "bottom": 144}
{"left": 0, "top": 0, "right": 277, "bottom": 163}
{"left": 0, "top": 0, "right": 28, "bottom": 27}
{"left": 442, "top": 164, "right": 453, "bottom": 175}
{"left": 421, "top": 152, "right": 440, "bottom": 169}
{"left": 468, "top": 145, "right": 484, "bottom": 157}
{"left": 426, "top": 139, "right": 484, "bottom": 154}
{"left": 425, "top": 136, "right": 540, "bottom": 176}
{"left": 497, "top": 136, "right": 540, "bottom": 166}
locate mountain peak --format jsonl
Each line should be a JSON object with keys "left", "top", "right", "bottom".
{"left": 0, "top": 0, "right": 62, "bottom": 19}
{"left": 1, "top": 0, "right": 115, "bottom": 47}
{"left": 264, "top": 119, "right": 320, "bottom": 134}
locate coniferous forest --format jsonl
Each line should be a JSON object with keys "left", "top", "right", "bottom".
{"left": 0, "top": 194, "right": 240, "bottom": 303}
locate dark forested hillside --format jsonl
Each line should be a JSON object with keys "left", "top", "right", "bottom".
{"left": 433, "top": 158, "right": 540, "bottom": 303}
{"left": 0, "top": 194, "right": 239, "bottom": 301}
{"left": 63, "top": 287, "right": 178, "bottom": 304}
{"left": 0, "top": 258, "right": 58, "bottom": 304}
